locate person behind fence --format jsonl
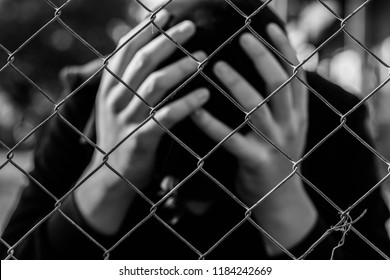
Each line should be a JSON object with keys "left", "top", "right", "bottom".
{"left": 1, "top": 0, "right": 390, "bottom": 259}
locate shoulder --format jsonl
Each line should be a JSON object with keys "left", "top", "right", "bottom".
{"left": 306, "top": 71, "right": 369, "bottom": 140}
{"left": 306, "top": 71, "right": 366, "bottom": 116}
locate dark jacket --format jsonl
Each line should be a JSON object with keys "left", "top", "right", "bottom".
{"left": 1, "top": 59, "right": 389, "bottom": 259}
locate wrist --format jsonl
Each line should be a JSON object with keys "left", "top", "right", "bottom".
{"left": 74, "top": 158, "right": 137, "bottom": 235}
{"left": 249, "top": 176, "right": 318, "bottom": 256}
{"left": 84, "top": 152, "right": 133, "bottom": 194}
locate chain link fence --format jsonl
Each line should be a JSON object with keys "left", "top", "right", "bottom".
{"left": 1, "top": 0, "right": 390, "bottom": 260}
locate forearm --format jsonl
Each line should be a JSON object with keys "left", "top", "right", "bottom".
{"left": 244, "top": 176, "right": 318, "bottom": 256}
{"left": 74, "top": 159, "right": 138, "bottom": 236}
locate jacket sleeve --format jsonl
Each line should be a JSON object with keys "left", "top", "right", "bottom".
{"left": 0, "top": 60, "right": 109, "bottom": 259}
{"left": 302, "top": 72, "right": 390, "bottom": 259}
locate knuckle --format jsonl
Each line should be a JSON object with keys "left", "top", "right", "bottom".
{"left": 252, "top": 108, "right": 266, "bottom": 122}
{"left": 133, "top": 50, "right": 152, "bottom": 69}
{"left": 104, "top": 87, "right": 124, "bottom": 113}
{"left": 268, "top": 78, "right": 287, "bottom": 92}
{"left": 117, "top": 36, "right": 128, "bottom": 48}
{"left": 158, "top": 106, "right": 175, "bottom": 127}
{"left": 105, "top": 93, "right": 117, "bottom": 111}
{"left": 145, "top": 72, "right": 165, "bottom": 93}
{"left": 178, "top": 58, "right": 196, "bottom": 74}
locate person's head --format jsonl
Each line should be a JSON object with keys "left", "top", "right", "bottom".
{"left": 151, "top": 0, "right": 286, "bottom": 202}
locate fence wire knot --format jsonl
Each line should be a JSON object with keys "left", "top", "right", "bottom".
{"left": 103, "top": 251, "right": 110, "bottom": 260}
{"left": 330, "top": 209, "right": 367, "bottom": 259}
{"left": 6, "top": 248, "right": 15, "bottom": 259}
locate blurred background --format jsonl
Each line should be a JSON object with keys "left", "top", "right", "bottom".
{"left": 1, "top": 0, "right": 390, "bottom": 234}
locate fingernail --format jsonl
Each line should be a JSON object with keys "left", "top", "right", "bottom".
{"left": 177, "top": 20, "right": 195, "bottom": 33}
{"left": 197, "top": 89, "right": 210, "bottom": 103}
{"left": 155, "top": 9, "right": 170, "bottom": 23}
{"left": 240, "top": 33, "right": 257, "bottom": 48}
{"left": 267, "top": 23, "right": 283, "bottom": 36}
{"left": 193, "top": 51, "right": 207, "bottom": 62}
{"left": 214, "top": 61, "right": 230, "bottom": 77}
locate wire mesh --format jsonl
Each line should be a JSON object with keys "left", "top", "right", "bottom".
{"left": 1, "top": 0, "right": 390, "bottom": 260}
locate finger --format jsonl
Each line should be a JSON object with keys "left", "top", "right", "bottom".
{"left": 100, "top": 10, "right": 170, "bottom": 94}
{"left": 239, "top": 33, "right": 293, "bottom": 122}
{"left": 190, "top": 109, "right": 248, "bottom": 159}
{"left": 213, "top": 61, "right": 275, "bottom": 134}
{"left": 148, "top": 88, "right": 210, "bottom": 135}
{"left": 101, "top": 19, "right": 197, "bottom": 115}
{"left": 266, "top": 24, "right": 300, "bottom": 67}
{"left": 121, "top": 20, "right": 196, "bottom": 91}
{"left": 121, "top": 51, "right": 206, "bottom": 120}
{"left": 266, "top": 23, "right": 308, "bottom": 114}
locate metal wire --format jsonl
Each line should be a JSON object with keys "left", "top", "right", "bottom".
{"left": 1, "top": 0, "right": 390, "bottom": 260}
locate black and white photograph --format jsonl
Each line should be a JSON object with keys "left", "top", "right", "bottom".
{"left": 1, "top": 1, "right": 390, "bottom": 277}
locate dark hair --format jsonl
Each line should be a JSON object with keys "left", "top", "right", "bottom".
{"left": 154, "top": 0, "right": 286, "bottom": 201}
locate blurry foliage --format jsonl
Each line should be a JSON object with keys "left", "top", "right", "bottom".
{"left": 0, "top": 0, "right": 134, "bottom": 147}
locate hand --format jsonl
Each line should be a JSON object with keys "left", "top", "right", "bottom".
{"left": 192, "top": 23, "right": 307, "bottom": 202}
{"left": 191, "top": 23, "right": 317, "bottom": 255}
{"left": 75, "top": 10, "right": 209, "bottom": 234}
{"left": 95, "top": 10, "right": 209, "bottom": 190}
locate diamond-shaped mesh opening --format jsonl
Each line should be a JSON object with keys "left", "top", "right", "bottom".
{"left": 0, "top": 1, "right": 54, "bottom": 50}
{"left": 1, "top": 0, "right": 390, "bottom": 261}
{"left": 50, "top": 0, "right": 130, "bottom": 55}
{"left": 5, "top": 20, "right": 103, "bottom": 103}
